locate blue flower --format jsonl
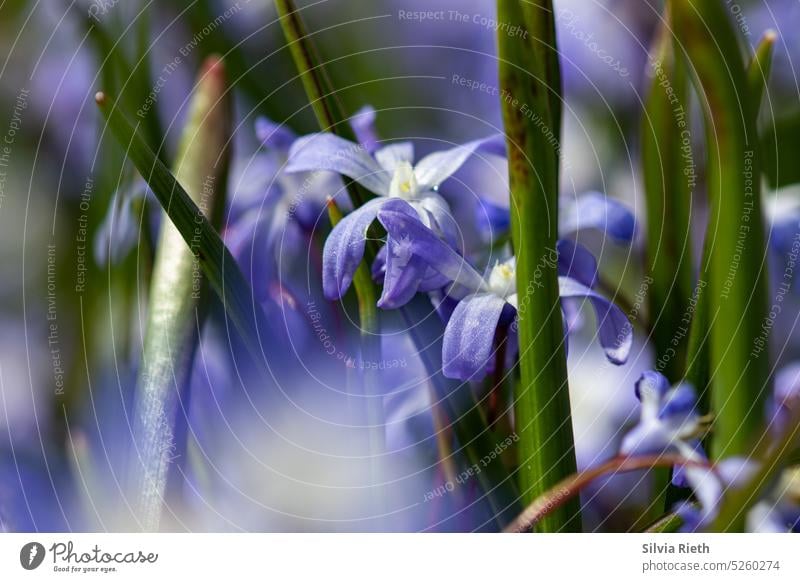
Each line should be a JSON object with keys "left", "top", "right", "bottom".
{"left": 376, "top": 201, "right": 633, "bottom": 380}
{"left": 223, "top": 116, "right": 345, "bottom": 301}
{"left": 768, "top": 362, "right": 800, "bottom": 437}
{"left": 560, "top": 191, "right": 637, "bottom": 243}
{"left": 620, "top": 371, "right": 703, "bottom": 462}
{"left": 476, "top": 190, "right": 637, "bottom": 245}
{"left": 285, "top": 124, "right": 506, "bottom": 300}
{"left": 674, "top": 457, "right": 800, "bottom": 533}
{"left": 94, "top": 179, "right": 155, "bottom": 265}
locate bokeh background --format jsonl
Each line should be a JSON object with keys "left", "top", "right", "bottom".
{"left": 1, "top": 0, "right": 798, "bottom": 532}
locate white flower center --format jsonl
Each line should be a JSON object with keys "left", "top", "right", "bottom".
{"left": 488, "top": 261, "right": 516, "bottom": 298}
{"left": 389, "top": 161, "right": 419, "bottom": 199}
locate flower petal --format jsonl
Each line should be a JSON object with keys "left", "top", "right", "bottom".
{"left": 659, "top": 383, "right": 698, "bottom": 422}
{"left": 557, "top": 239, "right": 599, "bottom": 288}
{"left": 415, "top": 193, "right": 459, "bottom": 247}
{"left": 443, "top": 293, "right": 507, "bottom": 380}
{"left": 634, "top": 370, "right": 671, "bottom": 421}
{"left": 377, "top": 204, "right": 486, "bottom": 293}
{"left": 560, "top": 191, "right": 637, "bottom": 242}
{"left": 413, "top": 134, "right": 506, "bottom": 191}
{"left": 349, "top": 105, "right": 380, "bottom": 153}
{"left": 558, "top": 276, "right": 633, "bottom": 364}
{"left": 375, "top": 142, "right": 415, "bottom": 172}
{"left": 94, "top": 179, "right": 148, "bottom": 265}
{"left": 286, "top": 133, "right": 391, "bottom": 196}
{"left": 378, "top": 236, "right": 430, "bottom": 309}
{"left": 619, "top": 421, "right": 674, "bottom": 457}
{"left": 255, "top": 116, "right": 296, "bottom": 151}
{"left": 322, "top": 198, "right": 385, "bottom": 299}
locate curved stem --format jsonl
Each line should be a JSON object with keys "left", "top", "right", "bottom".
{"left": 504, "top": 454, "right": 707, "bottom": 533}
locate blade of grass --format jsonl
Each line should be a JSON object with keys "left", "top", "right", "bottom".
{"left": 126, "top": 56, "right": 231, "bottom": 531}
{"left": 642, "top": 7, "right": 694, "bottom": 384}
{"left": 94, "top": 90, "right": 271, "bottom": 373}
{"left": 641, "top": 6, "right": 696, "bottom": 516}
{"left": 747, "top": 31, "right": 777, "bottom": 116}
{"left": 274, "top": 0, "right": 368, "bottom": 208}
{"left": 673, "top": 0, "right": 771, "bottom": 459}
{"left": 497, "top": 0, "right": 580, "bottom": 531}
{"left": 327, "top": 199, "right": 385, "bottom": 515}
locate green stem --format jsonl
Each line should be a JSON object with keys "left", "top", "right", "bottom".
{"left": 127, "top": 56, "right": 231, "bottom": 531}
{"left": 673, "top": 0, "right": 771, "bottom": 459}
{"left": 642, "top": 6, "right": 694, "bottom": 384}
{"left": 497, "top": 0, "right": 579, "bottom": 531}
{"left": 274, "top": 0, "right": 367, "bottom": 207}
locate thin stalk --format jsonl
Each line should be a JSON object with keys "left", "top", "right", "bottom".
{"left": 641, "top": 6, "right": 695, "bottom": 516}
{"left": 504, "top": 454, "right": 704, "bottom": 533}
{"left": 672, "top": 0, "right": 771, "bottom": 458}
{"left": 274, "top": 0, "right": 367, "bottom": 207}
{"left": 644, "top": 511, "right": 686, "bottom": 533}
{"left": 497, "top": 0, "right": 579, "bottom": 531}
{"left": 127, "top": 56, "right": 231, "bottom": 531}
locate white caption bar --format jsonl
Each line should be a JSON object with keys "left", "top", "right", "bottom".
{"left": 0, "top": 533, "right": 797, "bottom": 580}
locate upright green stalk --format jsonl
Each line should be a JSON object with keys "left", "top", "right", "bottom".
{"left": 672, "top": 0, "right": 770, "bottom": 458}
{"left": 642, "top": 7, "right": 694, "bottom": 384}
{"left": 497, "top": 0, "right": 580, "bottom": 531}
{"left": 274, "top": 0, "right": 367, "bottom": 207}
{"left": 127, "top": 56, "right": 231, "bottom": 531}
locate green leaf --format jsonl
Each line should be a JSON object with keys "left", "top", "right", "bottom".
{"left": 641, "top": 8, "right": 697, "bottom": 515}
{"left": 642, "top": 6, "right": 695, "bottom": 384}
{"left": 747, "top": 31, "right": 776, "bottom": 113}
{"left": 274, "top": 0, "right": 371, "bottom": 209}
{"left": 497, "top": 0, "right": 580, "bottom": 531}
{"left": 95, "top": 83, "right": 270, "bottom": 375}
{"left": 672, "top": 0, "right": 770, "bottom": 459}
{"left": 127, "top": 56, "right": 232, "bottom": 531}
{"left": 761, "top": 110, "right": 800, "bottom": 189}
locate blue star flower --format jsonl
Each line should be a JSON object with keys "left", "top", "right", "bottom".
{"left": 376, "top": 202, "right": 633, "bottom": 380}
{"left": 285, "top": 122, "right": 506, "bottom": 301}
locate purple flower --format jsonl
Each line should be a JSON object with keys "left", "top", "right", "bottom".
{"left": 675, "top": 457, "right": 799, "bottom": 533}
{"left": 223, "top": 117, "right": 345, "bottom": 301}
{"left": 560, "top": 191, "right": 637, "bottom": 243}
{"left": 94, "top": 179, "right": 153, "bottom": 265}
{"left": 620, "top": 371, "right": 703, "bottom": 461}
{"left": 477, "top": 190, "right": 637, "bottom": 245}
{"left": 376, "top": 203, "right": 632, "bottom": 380}
{"left": 285, "top": 126, "right": 506, "bottom": 300}
{"left": 767, "top": 362, "right": 800, "bottom": 437}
